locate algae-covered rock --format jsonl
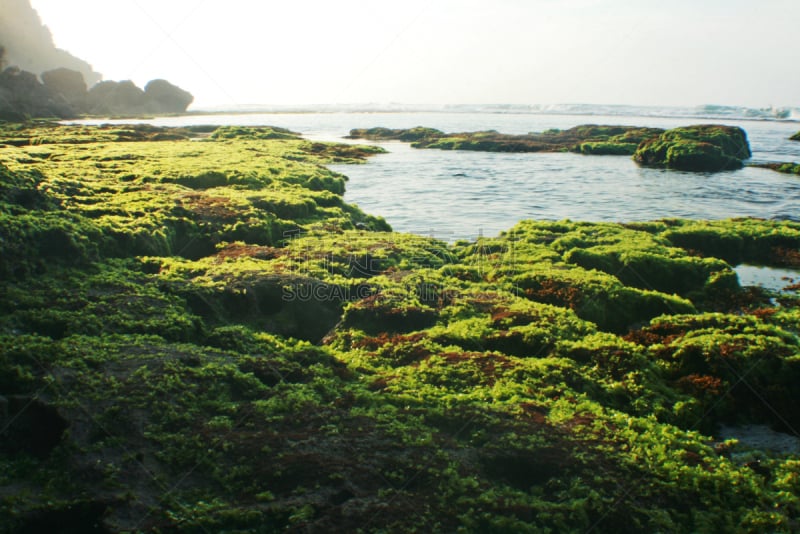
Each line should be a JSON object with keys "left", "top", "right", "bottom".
{"left": 2, "top": 123, "right": 800, "bottom": 533}
{"left": 347, "top": 126, "right": 444, "bottom": 142}
{"left": 791, "top": 131, "right": 800, "bottom": 141}
{"left": 755, "top": 162, "right": 800, "bottom": 176}
{"left": 633, "top": 124, "right": 752, "bottom": 172}
{"left": 348, "top": 124, "right": 664, "bottom": 155}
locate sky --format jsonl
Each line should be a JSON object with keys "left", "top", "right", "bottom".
{"left": 29, "top": 0, "right": 800, "bottom": 109}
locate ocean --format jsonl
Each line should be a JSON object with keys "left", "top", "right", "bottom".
{"left": 73, "top": 105, "right": 800, "bottom": 242}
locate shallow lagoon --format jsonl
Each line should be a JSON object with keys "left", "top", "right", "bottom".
{"left": 76, "top": 111, "right": 800, "bottom": 242}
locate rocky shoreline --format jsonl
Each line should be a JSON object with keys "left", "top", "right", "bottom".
{"left": 1, "top": 123, "right": 799, "bottom": 532}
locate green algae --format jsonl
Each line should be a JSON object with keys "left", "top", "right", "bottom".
{"left": 1, "top": 123, "right": 799, "bottom": 532}
{"left": 348, "top": 123, "right": 756, "bottom": 172}
{"left": 348, "top": 124, "right": 665, "bottom": 155}
{"left": 753, "top": 162, "right": 800, "bottom": 176}
{"left": 633, "top": 125, "right": 752, "bottom": 172}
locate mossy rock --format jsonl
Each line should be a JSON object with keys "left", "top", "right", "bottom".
{"left": 629, "top": 313, "right": 800, "bottom": 431}
{"left": 346, "top": 126, "right": 444, "bottom": 142}
{"left": 3, "top": 124, "right": 800, "bottom": 533}
{"left": 790, "top": 131, "right": 800, "bottom": 141}
{"left": 579, "top": 141, "right": 639, "bottom": 155}
{"left": 658, "top": 219, "right": 800, "bottom": 266}
{"left": 633, "top": 125, "right": 751, "bottom": 172}
{"left": 754, "top": 162, "right": 800, "bottom": 176}
{"left": 349, "top": 124, "right": 664, "bottom": 155}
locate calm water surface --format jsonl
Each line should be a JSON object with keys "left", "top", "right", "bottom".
{"left": 75, "top": 112, "right": 800, "bottom": 241}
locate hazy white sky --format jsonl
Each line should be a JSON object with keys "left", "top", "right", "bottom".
{"left": 30, "top": 0, "right": 800, "bottom": 109}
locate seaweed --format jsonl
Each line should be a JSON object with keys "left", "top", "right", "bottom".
{"left": 348, "top": 124, "right": 664, "bottom": 155}
{"left": 1, "top": 123, "right": 799, "bottom": 532}
{"left": 633, "top": 125, "right": 752, "bottom": 172}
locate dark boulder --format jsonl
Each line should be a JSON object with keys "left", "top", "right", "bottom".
{"left": 144, "top": 78, "right": 193, "bottom": 113}
{"left": 0, "top": 66, "right": 74, "bottom": 119}
{"left": 87, "top": 80, "right": 147, "bottom": 115}
{"left": 41, "top": 67, "right": 87, "bottom": 109}
{"left": 633, "top": 125, "right": 751, "bottom": 172}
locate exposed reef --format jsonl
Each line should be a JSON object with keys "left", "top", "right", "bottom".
{"left": 350, "top": 123, "right": 753, "bottom": 173}
{"left": 633, "top": 124, "right": 752, "bottom": 172}
{"left": 753, "top": 162, "right": 800, "bottom": 176}
{"left": 349, "top": 124, "right": 665, "bottom": 155}
{"left": 1, "top": 123, "right": 799, "bottom": 532}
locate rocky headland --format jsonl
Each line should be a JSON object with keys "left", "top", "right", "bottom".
{"left": 0, "top": 62, "right": 194, "bottom": 120}
{"left": 0, "top": 0, "right": 193, "bottom": 120}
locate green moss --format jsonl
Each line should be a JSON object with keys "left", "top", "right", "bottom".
{"left": 657, "top": 218, "right": 800, "bottom": 266}
{"left": 579, "top": 141, "right": 639, "bottom": 155}
{"left": 633, "top": 125, "right": 752, "bottom": 172}
{"left": 346, "top": 126, "right": 445, "bottom": 142}
{"left": 2, "top": 123, "right": 799, "bottom": 532}
{"left": 349, "top": 124, "right": 664, "bottom": 155}
{"left": 754, "top": 162, "right": 800, "bottom": 176}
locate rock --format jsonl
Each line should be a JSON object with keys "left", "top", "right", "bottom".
{"left": 347, "top": 124, "right": 665, "bottom": 155}
{"left": 752, "top": 162, "right": 800, "bottom": 176}
{"left": 633, "top": 124, "right": 751, "bottom": 172}
{"left": 82, "top": 79, "right": 193, "bottom": 116}
{"left": 143, "top": 78, "right": 193, "bottom": 113}
{"left": 1, "top": 66, "right": 193, "bottom": 120}
{"left": 0, "top": 0, "right": 102, "bottom": 85}
{"left": 87, "top": 80, "right": 147, "bottom": 115}
{"left": 41, "top": 67, "right": 87, "bottom": 109}
{"left": 178, "top": 274, "right": 349, "bottom": 343}
{"left": 0, "top": 65, "right": 74, "bottom": 119}
{"left": 346, "top": 126, "right": 444, "bottom": 142}
{"left": 791, "top": 131, "right": 800, "bottom": 141}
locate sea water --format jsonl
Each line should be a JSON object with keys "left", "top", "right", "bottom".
{"left": 72, "top": 108, "right": 800, "bottom": 242}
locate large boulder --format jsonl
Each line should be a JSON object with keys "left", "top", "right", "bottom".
{"left": 144, "top": 79, "right": 193, "bottom": 113}
{"left": 0, "top": 65, "right": 74, "bottom": 119}
{"left": 41, "top": 67, "right": 87, "bottom": 110}
{"left": 86, "top": 80, "right": 147, "bottom": 115}
{"left": 633, "top": 125, "right": 751, "bottom": 172}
